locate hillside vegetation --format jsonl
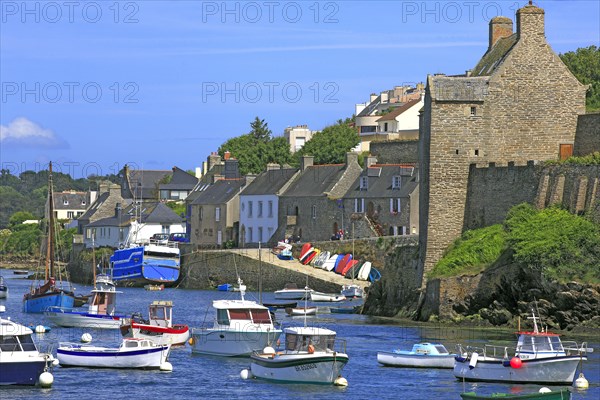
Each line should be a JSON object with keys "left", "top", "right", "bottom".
{"left": 430, "top": 204, "right": 600, "bottom": 284}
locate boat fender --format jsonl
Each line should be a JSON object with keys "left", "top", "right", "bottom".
{"left": 574, "top": 373, "right": 589, "bottom": 389}
{"left": 308, "top": 344, "right": 315, "bottom": 354}
{"left": 538, "top": 388, "right": 551, "bottom": 393}
{"left": 81, "top": 333, "right": 92, "bottom": 343}
{"left": 509, "top": 357, "right": 522, "bottom": 369}
{"left": 333, "top": 376, "right": 348, "bottom": 387}
{"left": 188, "top": 337, "right": 195, "bottom": 346}
{"left": 38, "top": 372, "right": 53, "bottom": 388}
{"left": 469, "top": 352, "right": 478, "bottom": 369}
{"left": 240, "top": 369, "right": 254, "bottom": 380}
{"left": 160, "top": 362, "right": 173, "bottom": 372}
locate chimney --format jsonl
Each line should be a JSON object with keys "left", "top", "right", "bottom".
{"left": 489, "top": 16, "right": 513, "bottom": 50}
{"left": 369, "top": 93, "right": 377, "bottom": 102}
{"left": 207, "top": 152, "right": 221, "bottom": 171}
{"left": 366, "top": 155, "right": 377, "bottom": 168}
{"left": 266, "top": 163, "right": 280, "bottom": 171}
{"left": 380, "top": 91, "right": 389, "bottom": 103}
{"left": 345, "top": 152, "right": 358, "bottom": 167}
{"left": 109, "top": 183, "right": 121, "bottom": 196}
{"left": 517, "top": 3, "right": 545, "bottom": 42}
{"left": 224, "top": 151, "right": 231, "bottom": 160}
{"left": 301, "top": 155, "right": 314, "bottom": 171}
{"left": 115, "top": 203, "right": 122, "bottom": 218}
{"left": 195, "top": 167, "right": 202, "bottom": 179}
{"left": 224, "top": 158, "right": 239, "bottom": 179}
{"left": 99, "top": 181, "right": 109, "bottom": 194}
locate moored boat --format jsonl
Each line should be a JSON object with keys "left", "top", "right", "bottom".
{"left": 109, "top": 240, "right": 180, "bottom": 285}
{"left": 377, "top": 343, "right": 456, "bottom": 368}
{"left": 285, "top": 306, "right": 317, "bottom": 316}
{"left": 460, "top": 388, "right": 571, "bottom": 399}
{"left": 57, "top": 338, "right": 170, "bottom": 369}
{"left": 120, "top": 300, "right": 189, "bottom": 346}
{"left": 454, "top": 311, "right": 591, "bottom": 384}
{"left": 310, "top": 291, "right": 346, "bottom": 302}
{"left": 0, "top": 317, "right": 56, "bottom": 386}
{"left": 145, "top": 284, "right": 165, "bottom": 291}
{"left": 341, "top": 284, "right": 364, "bottom": 298}
{"left": 274, "top": 283, "right": 313, "bottom": 300}
{"left": 0, "top": 275, "right": 7, "bottom": 299}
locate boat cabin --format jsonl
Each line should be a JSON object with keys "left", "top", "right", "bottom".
{"left": 149, "top": 300, "right": 173, "bottom": 328}
{"left": 515, "top": 332, "right": 565, "bottom": 359}
{"left": 284, "top": 327, "right": 336, "bottom": 353}
{"left": 214, "top": 301, "right": 273, "bottom": 327}
{"left": 408, "top": 343, "right": 450, "bottom": 355}
{"left": 0, "top": 319, "right": 38, "bottom": 353}
{"left": 120, "top": 338, "right": 154, "bottom": 349}
{"left": 88, "top": 274, "right": 120, "bottom": 316}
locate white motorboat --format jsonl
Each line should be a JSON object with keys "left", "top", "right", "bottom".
{"left": 274, "top": 283, "right": 313, "bottom": 300}
{"left": 57, "top": 338, "right": 170, "bottom": 369}
{"left": 247, "top": 326, "right": 349, "bottom": 384}
{"left": 454, "top": 310, "right": 592, "bottom": 384}
{"left": 45, "top": 274, "right": 128, "bottom": 329}
{"left": 341, "top": 284, "right": 364, "bottom": 298}
{"left": 310, "top": 291, "right": 346, "bottom": 302}
{"left": 377, "top": 343, "right": 456, "bottom": 368}
{"left": 0, "top": 317, "right": 56, "bottom": 385}
{"left": 120, "top": 300, "right": 190, "bottom": 346}
{"left": 190, "top": 280, "right": 282, "bottom": 356}
{"left": 0, "top": 275, "right": 7, "bottom": 298}
{"left": 285, "top": 306, "right": 318, "bottom": 316}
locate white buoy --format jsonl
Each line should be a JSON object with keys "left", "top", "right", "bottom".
{"left": 81, "top": 333, "right": 92, "bottom": 343}
{"left": 0, "top": 305, "right": 6, "bottom": 313}
{"left": 240, "top": 369, "right": 253, "bottom": 380}
{"left": 263, "top": 346, "right": 275, "bottom": 355}
{"left": 35, "top": 325, "right": 46, "bottom": 334}
{"left": 160, "top": 362, "right": 173, "bottom": 372}
{"left": 38, "top": 372, "right": 54, "bottom": 388}
{"left": 574, "top": 373, "right": 589, "bottom": 389}
{"left": 334, "top": 376, "right": 348, "bottom": 387}
{"left": 538, "top": 387, "right": 551, "bottom": 393}
{"left": 52, "top": 359, "right": 59, "bottom": 367}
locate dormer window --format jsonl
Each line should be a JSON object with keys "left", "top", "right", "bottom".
{"left": 81, "top": 200, "right": 86, "bottom": 206}
{"left": 63, "top": 199, "right": 69, "bottom": 205}
{"left": 360, "top": 176, "right": 368, "bottom": 190}
{"left": 392, "top": 176, "right": 402, "bottom": 190}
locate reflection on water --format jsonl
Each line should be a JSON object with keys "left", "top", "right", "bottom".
{"left": 0, "top": 271, "right": 598, "bottom": 400}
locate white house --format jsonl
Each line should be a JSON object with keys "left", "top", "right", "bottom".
{"left": 239, "top": 166, "right": 299, "bottom": 246}
{"left": 375, "top": 95, "right": 424, "bottom": 140}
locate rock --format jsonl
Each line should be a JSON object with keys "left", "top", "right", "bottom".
{"left": 480, "top": 307, "right": 511, "bottom": 326}
{"left": 566, "top": 281, "right": 583, "bottom": 292}
{"left": 554, "top": 291, "right": 578, "bottom": 310}
{"left": 582, "top": 288, "right": 599, "bottom": 303}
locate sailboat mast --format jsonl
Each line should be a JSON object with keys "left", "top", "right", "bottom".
{"left": 92, "top": 236, "right": 97, "bottom": 289}
{"left": 47, "top": 162, "right": 56, "bottom": 280}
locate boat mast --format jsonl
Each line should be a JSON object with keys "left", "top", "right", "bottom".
{"left": 46, "top": 162, "right": 56, "bottom": 281}
{"left": 92, "top": 236, "right": 97, "bottom": 289}
{"left": 258, "top": 241, "right": 262, "bottom": 304}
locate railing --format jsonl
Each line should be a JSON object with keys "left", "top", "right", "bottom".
{"left": 456, "top": 341, "right": 593, "bottom": 361}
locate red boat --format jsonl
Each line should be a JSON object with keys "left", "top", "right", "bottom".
{"left": 120, "top": 300, "right": 189, "bottom": 346}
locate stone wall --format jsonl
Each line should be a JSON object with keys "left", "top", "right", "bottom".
{"left": 370, "top": 140, "right": 419, "bottom": 164}
{"left": 574, "top": 113, "right": 600, "bottom": 156}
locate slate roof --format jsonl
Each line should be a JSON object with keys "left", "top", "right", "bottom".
{"left": 345, "top": 164, "right": 419, "bottom": 199}
{"left": 281, "top": 165, "right": 346, "bottom": 197}
{"left": 86, "top": 215, "right": 132, "bottom": 228}
{"left": 430, "top": 76, "right": 489, "bottom": 102}
{"left": 375, "top": 98, "right": 422, "bottom": 122}
{"left": 185, "top": 164, "right": 226, "bottom": 203}
{"left": 159, "top": 167, "right": 199, "bottom": 191}
{"left": 191, "top": 178, "right": 246, "bottom": 205}
{"left": 471, "top": 33, "right": 518, "bottom": 77}
{"left": 86, "top": 202, "right": 182, "bottom": 227}
{"left": 123, "top": 169, "right": 171, "bottom": 200}
{"left": 78, "top": 192, "right": 110, "bottom": 220}
{"left": 53, "top": 191, "right": 89, "bottom": 210}
{"left": 240, "top": 168, "right": 299, "bottom": 196}
{"left": 356, "top": 95, "right": 381, "bottom": 117}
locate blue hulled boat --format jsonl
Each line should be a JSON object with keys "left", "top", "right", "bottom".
{"left": 109, "top": 241, "right": 180, "bottom": 285}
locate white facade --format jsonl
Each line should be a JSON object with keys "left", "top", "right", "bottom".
{"left": 377, "top": 96, "right": 423, "bottom": 134}
{"left": 283, "top": 125, "right": 314, "bottom": 153}
{"left": 84, "top": 221, "right": 185, "bottom": 248}
{"left": 239, "top": 194, "right": 279, "bottom": 245}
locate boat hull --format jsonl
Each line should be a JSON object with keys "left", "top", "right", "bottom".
{"left": 250, "top": 352, "right": 349, "bottom": 384}
{"left": 121, "top": 324, "right": 190, "bottom": 346}
{"left": 191, "top": 328, "right": 282, "bottom": 357}
{"left": 310, "top": 292, "right": 346, "bottom": 302}
{"left": 453, "top": 355, "right": 584, "bottom": 384}
{"left": 0, "top": 360, "right": 48, "bottom": 386}
{"left": 57, "top": 344, "right": 169, "bottom": 369}
{"left": 274, "top": 290, "right": 310, "bottom": 300}
{"left": 0, "top": 287, "right": 7, "bottom": 299}
{"left": 377, "top": 351, "right": 456, "bottom": 368}
{"left": 44, "top": 309, "right": 124, "bottom": 329}
{"left": 23, "top": 291, "right": 74, "bottom": 313}
{"left": 110, "top": 246, "right": 180, "bottom": 285}
{"left": 460, "top": 389, "right": 571, "bottom": 399}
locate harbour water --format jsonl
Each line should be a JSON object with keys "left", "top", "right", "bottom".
{"left": 1, "top": 271, "right": 598, "bottom": 399}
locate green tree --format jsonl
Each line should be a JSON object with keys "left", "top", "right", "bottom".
{"left": 560, "top": 46, "right": 600, "bottom": 112}
{"left": 9, "top": 211, "right": 37, "bottom": 227}
{"left": 295, "top": 122, "right": 360, "bottom": 165}
{"left": 249, "top": 117, "right": 272, "bottom": 142}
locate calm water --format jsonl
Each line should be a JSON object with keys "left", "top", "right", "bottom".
{"left": 1, "top": 271, "right": 598, "bottom": 400}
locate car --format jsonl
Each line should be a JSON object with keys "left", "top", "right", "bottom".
{"left": 150, "top": 233, "right": 169, "bottom": 244}
{"left": 168, "top": 232, "right": 189, "bottom": 243}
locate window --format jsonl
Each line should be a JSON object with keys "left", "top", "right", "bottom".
{"left": 63, "top": 199, "right": 69, "bottom": 205}
{"left": 392, "top": 176, "right": 402, "bottom": 189}
{"left": 217, "top": 309, "right": 229, "bottom": 325}
{"left": 354, "top": 198, "right": 364, "bottom": 213}
{"left": 474, "top": 149, "right": 479, "bottom": 156}
{"left": 360, "top": 176, "right": 368, "bottom": 190}
{"left": 217, "top": 230, "right": 222, "bottom": 245}
{"left": 258, "top": 201, "right": 263, "bottom": 217}
{"left": 384, "top": 122, "right": 388, "bottom": 132}
{"left": 251, "top": 309, "right": 271, "bottom": 324}
{"left": 81, "top": 200, "right": 86, "bottom": 206}
{"left": 161, "top": 225, "right": 169, "bottom": 234}
{"left": 18, "top": 335, "right": 37, "bottom": 351}
{"left": 258, "top": 227, "right": 263, "bottom": 242}
{"left": 248, "top": 227, "right": 253, "bottom": 242}
{"left": 390, "top": 199, "right": 401, "bottom": 214}
{"left": 67, "top": 211, "right": 74, "bottom": 219}
{"left": 215, "top": 207, "right": 221, "bottom": 222}
{"left": 268, "top": 200, "right": 273, "bottom": 217}
{"left": 229, "top": 309, "right": 251, "bottom": 320}
{"left": 311, "top": 205, "right": 317, "bottom": 219}
{"left": 470, "top": 106, "right": 477, "bottom": 116}
{"left": 248, "top": 201, "right": 253, "bottom": 218}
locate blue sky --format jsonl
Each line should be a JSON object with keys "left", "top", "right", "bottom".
{"left": 1, "top": 0, "right": 599, "bottom": 178}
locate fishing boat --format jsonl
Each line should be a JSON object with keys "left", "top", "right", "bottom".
{"left": 120, "top": 300, "right": 189, "bottom": 346}
{"left": 285, "top": 306, "right": 318, "bottom": 316}
{"left": 190, "top": 279, "right": 282, "bottom": 357}
{"left": 377, "top": 343, "right": 456, "bottom": 368}
{"left": 44, "top": 274, "right": 129, "bottom": 329}
{"left": 454, "top": 310, "right": 591, "bottom": 384}
{"left": 0, "top": 317, "right": 56, "bottom": 386}
{"left": 57, "top": 338, "right": 171, "bottom": 369}
{"left": 109, "top": 240, "right": 181, "bottom": 286}
{"left": 0, "top": 275, "right": 7, "bottom": 299}
{"left": 310, "top": 291, "right": 346, "bottom": 302}
{"left": 460, "top": 388, "right": 571, "bottom": 399}
{"left": 340, "top": 284, "right": 364, "bottom": 298}
{"left": 274, "top": 282, "right": 313, "bottom": 300}
{"left": 23, "top": 162, "right": 75, "bottom": 313}
{"left": 144, "top": 284, "right": 165, "bottom": 291}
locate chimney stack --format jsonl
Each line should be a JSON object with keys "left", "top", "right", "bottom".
{"left": 115, "top": 203, "right": 122, "bottom": 218}
{"left": 224, "top": 158, "right": 239, "bottom": 179}
{"left": 224, "top": 151, "right": 231, "bottom": 160}
{"left": 517, "top": 4, "right": 545, "bottom": 42}
{"left": 207, "top": 152, "right": 221, "bottom": 171}
{"left": 366, "top": 155, "right": 377, "bottom": 168}
{"left": 489, "top": 16, "right": 513, "bottom": 50}
{"left": 345, "top": 152, "right": 358, "bottom": 167}
{"left": 301, "top": 155, "right": 314, "bottom": 171}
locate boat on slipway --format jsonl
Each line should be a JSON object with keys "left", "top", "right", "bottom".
{"left": 454, "top": 311, "right": 592, "bottom": 384}
{"left": 377, "top": 343, "right": 456, "bottom": 368}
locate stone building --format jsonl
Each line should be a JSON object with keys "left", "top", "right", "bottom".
{"left": 77, "top": 182, "right": 128, "bottom": 236}
{"left": 419, "top": 3, "right": 588, "bottom": 276}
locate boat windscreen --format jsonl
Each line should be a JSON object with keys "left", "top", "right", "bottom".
{"left": 434, "top": 345, "right": 448, "bottom": 354}
{"left": 229, "top": 309, "right": 251, "bottom": 321}
{"left": 251, "top": 309, "right": 271, "bottom": 324}
{"left": 0, "top": 336, "right": 20, "bottom": 352}
{"left": 18, "top": 335, "right": 37, "bottom": 351}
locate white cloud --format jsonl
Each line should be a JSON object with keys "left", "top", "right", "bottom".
{"left": 0, "top": 118, "right": 69, "bottom": 148}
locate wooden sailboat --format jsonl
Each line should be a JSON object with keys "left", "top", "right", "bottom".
{"left": 23, "top": 162, "right": 75, "bottom": 313}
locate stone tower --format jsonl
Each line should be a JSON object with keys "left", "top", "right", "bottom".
{"left": 418, "top": 3, "right": 587, "bottom": 280}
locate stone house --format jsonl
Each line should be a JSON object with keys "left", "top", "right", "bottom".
{"left": 343, "top": 156, "right": 419, "bottom": 239}
{"left": 158, "top": 167, "right": 199, "bottom": 201}
{"left": 53, "top": 190, "right": 97, "bottom": 221}
{"left": 419, "top": 3, "right": 588, "bottom": 275}
{"left": 77, "top": 182, "right": 128, "bottom": 236}
{"left": 121, "top": 165, "right": 171, "bottom": 201}
{"left": 239, "top": 165, "right": 299, "bottom": 246}
{"left": 274, "top": 153, "right": 362, "bottom": 242}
